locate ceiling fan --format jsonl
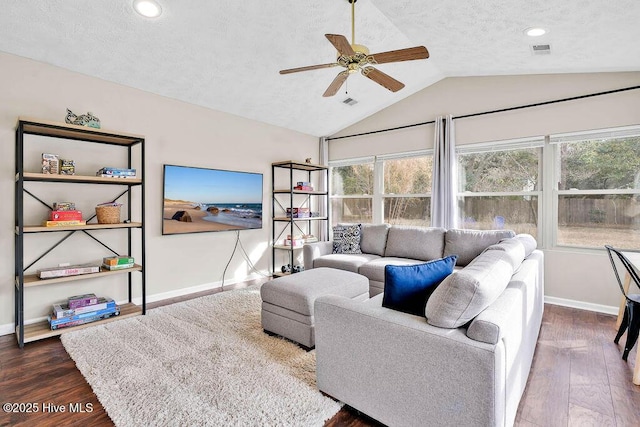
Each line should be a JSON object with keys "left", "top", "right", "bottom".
{"left": 279, "top": 0, "right": 429, "bottom": 97}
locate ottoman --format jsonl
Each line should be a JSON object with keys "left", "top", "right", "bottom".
{"left": 261, "top": 267, "right": 369, "bottom": 349}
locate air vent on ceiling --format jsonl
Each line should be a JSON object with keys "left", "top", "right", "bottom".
{"left": 342, "top": 97, "right": 358, "bottom": 106}
{"left": 531, "top": 44, "right": 551, "bottom": 55}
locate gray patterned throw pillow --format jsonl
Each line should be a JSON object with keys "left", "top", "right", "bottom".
{"left": 332, "top": 224, "right": 362, "bottom": 254}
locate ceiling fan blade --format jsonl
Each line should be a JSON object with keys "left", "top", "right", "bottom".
{"left": 280, "top": 63, "right": 339, "bottom": 75}
{"left": 362, "top": 67, "right": 405, "bottom": 92}
{"left": 369, "top": 46, "right": 429, "bottom": 64}
{"left": 325, "top": 34, "right": 355, "bottom": 57}
{"left": 323, "top": 71, "right": 349, "bottom": 97}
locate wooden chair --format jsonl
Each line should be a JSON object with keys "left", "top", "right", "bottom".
{"left": 605, "top": 245, "right": 640, "bottom": 360}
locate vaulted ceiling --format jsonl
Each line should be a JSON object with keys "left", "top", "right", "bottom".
{"left": 1, "top": 1, "right": 639, "bottom": 137}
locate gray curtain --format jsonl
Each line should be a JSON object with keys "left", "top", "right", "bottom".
{"left": 430, "top": 115, "right": 458, "bottom": 229}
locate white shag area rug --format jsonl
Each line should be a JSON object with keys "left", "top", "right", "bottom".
{"left": 61, "top": 286, "right": 342, "bottom": 426}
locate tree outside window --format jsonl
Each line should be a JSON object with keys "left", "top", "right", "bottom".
{"left": 457, "top": 146, "right": 541, "bottom": 236}
{"left": 556, "top": 135, "right": 640, "bottom": 249}
{"left": 383, "top": 156, "right": 432, "bottom": 226}
{"left": 330, "top": 163, "right": 373, "bottom": 226}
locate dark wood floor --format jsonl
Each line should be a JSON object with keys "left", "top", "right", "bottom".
{"left": 1, "top": 281, "right": 639, "bottom": 427}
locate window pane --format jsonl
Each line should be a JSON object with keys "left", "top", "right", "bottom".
{"left": 458, "top": 148, "right": 541, "bottom": 192}
{"left": 331, "top": 164, "right": 374, "bottom": 196}
{"left": 558, "top": 136, "right": 640, "bottom": 190}
{"left": 458, "top": 195, "right": 538, "bottom": 236}
{"left": 383, "top": 156, "right": 432, "bottom": 194}
{"left": 330, "top": 198, "right": 372, "bottom": 226}
{"left": 557, "top": 195, "right": 640, "bottom": 249}
{"left": 384, "top": 197, "right": 431, "bottom": 226}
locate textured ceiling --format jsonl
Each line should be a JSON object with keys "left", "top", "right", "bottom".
{"left": 1, "top": 0, "right": 639, "bottom": 137}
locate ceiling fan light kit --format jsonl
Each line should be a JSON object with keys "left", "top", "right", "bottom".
{"left": 279, "top": 0, "right": 429, "bottom": 97}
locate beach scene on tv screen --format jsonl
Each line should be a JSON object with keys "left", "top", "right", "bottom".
{"left": 163, "top": 165, "right": 263, "bottom": 234}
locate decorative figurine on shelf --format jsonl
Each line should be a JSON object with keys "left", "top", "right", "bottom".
{"left": 65, "top": 108, "right": 101, "bottom": 128}
{"left": 305, "top": 158, "right": 312, "bottom": 164}
{"left": 281, "top": 264, "right": 292, "bottom": 274}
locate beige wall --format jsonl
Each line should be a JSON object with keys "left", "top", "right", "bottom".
{"left": 0, "top": 52, "right": 317, "bottom": 331}
{"left": 331, "top": 73, "right": 640, "bottom": 158}
{"left": 330, "top": 72, "right": 640, "bottom": 309}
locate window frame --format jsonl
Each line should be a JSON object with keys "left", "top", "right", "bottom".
{"left": 456, "top": 137, "right": 544, "bottom": 242}
{"left": 329, "top": 156, "right": 375, "bottom": 226}
{"left": 379, "top": 150, "right": 433, "bottom": 226}
{"left": 549, "top": 125, "right": 640, "bottom": 250}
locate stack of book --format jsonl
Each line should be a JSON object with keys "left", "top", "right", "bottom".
{"left": 102, "top": 256, "right": 135, "bottom": 270}
{"left": 294, "top": 181, "right": 314, "bottom": 191}
{"left": 283, "top": 234, "right": 305, "bottom": 247}
{"left": 97, "top": 167, "right": 136, "bottom": 178}
{"left": 44, "top": 202, "right": 85, "bottom": 227}
{"left": 286, "top": 207, "right": 311, "bottom": 218}
{"left": 48, "top": 294, "right": 120, "bottom": 330}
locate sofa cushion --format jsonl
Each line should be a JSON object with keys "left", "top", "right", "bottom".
{"left": 384, "top": 226, "right": 446, "bottom": 261}
{"left": 357, "top": 257, "right": 427, "bottom": 284}
{"left": 314, "top": 253, "right": 380, "bottom": 273}
{"left": 360, "top": 223, "right": 391, "bottom": 256}
{"left": 466, "top": 285, "right": 522, "bottom": 344}
{"left": 425, "top": 249, "right": 515, "bottom": 328}
{"left": 443, "top": 229, "right": 516, "bottom": 266}
{"left": 382, "top": 255, "right": 457, "bottom": 316}
{"left": 483, "top": 238, "right": 526, "bottom": 270}
{"left": 515, "top": 234, "right": 537, "bottom": 257}
{"left": 332, "top": 224, "right": 362, "bottom": 254}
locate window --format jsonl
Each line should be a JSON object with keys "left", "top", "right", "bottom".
{"left": 457, "top": 139, "right": 542, "bottom": 237}
{"left": 552, "top": 127, "right": 640, "bottom": 249}
{"left": 330, "top": 160, "right": 374, "bottom": 226}
{"left": 382, "top": 155, "right": 432, "bottom": 226}
{"left": 329, "top": 124, "right": 640, "bottom": 251}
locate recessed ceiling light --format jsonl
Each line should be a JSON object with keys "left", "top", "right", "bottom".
{"left": 133, "top": 0, "right": 163, "bottom": 18}
{"left": 525, "top": 27, "right": 547, "bottom": 37}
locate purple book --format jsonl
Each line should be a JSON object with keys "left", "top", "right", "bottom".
{"left": 68, "top": 293, "right": 98, "bottom": 309}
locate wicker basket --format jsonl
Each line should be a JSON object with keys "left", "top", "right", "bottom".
{"left": 95, "top": 205, "right": 121, "bottom": 224}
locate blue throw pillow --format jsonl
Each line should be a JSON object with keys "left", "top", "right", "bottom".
{"left": 382, "top": 255, "right": 458, "bottom": 316}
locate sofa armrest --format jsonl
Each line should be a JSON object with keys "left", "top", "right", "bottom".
{"left": 303, "top": 241, "right": 333, "bottom": 270}
{"left": 314, "top": 295, "right": 501, "bottom": 427}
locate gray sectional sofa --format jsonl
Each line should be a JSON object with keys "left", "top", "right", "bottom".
{"left": 304, "top": 224, "right": 516, "bottom": 296}
{"left": 305, "top": 224, "right": 544, "bottom": 427}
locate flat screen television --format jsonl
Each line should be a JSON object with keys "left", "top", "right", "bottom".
{"left": 162, "top": 164, "right": 263, "bottom": 235}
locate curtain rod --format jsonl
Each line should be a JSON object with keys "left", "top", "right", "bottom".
{"left": 327, "top": 84, "right": 640, "bottom": 141}
{"left": 453, "top": 84, "right": 640, "bottom": 120}
{"left": 327, "top": 120, "right": 436, "bottom": 141}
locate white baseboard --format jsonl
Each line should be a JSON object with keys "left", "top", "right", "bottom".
{"left": 0, "top": 323, "right": 14, "bottom": 337}
{"left": 130, "top": 271, "right": 269, "bottom": 305}
{"left": 544, "top": 296, "right": 618, "bottom": 315}
{"left": 0, "top": 271, "right": 270, "bottom": 337}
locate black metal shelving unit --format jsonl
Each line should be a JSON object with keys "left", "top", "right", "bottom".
{"left": 14, "top": 118, "right": 146, "bottom": 347}
{"left": 271, "top": 160, "right": 329, "bottom": 276}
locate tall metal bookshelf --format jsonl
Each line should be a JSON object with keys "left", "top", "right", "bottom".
{"left": 271, "top": 160, "right": 329, "bottom": 276}
{"left": 14, "top": 118, "right": 146, "bottom": 347}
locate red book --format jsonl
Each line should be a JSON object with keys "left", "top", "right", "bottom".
{"left": 49, "top": 210, "right": 83, "bottom": 221}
